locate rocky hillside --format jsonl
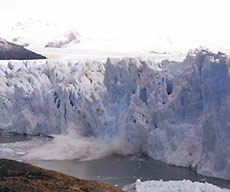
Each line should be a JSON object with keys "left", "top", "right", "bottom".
{"left": 0, "top": 38, "right": 46, "bottom": 60}
{"left": 0, "top": 159, "right": 124, "bottom": 192}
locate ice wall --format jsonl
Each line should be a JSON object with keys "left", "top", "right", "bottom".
{"left": 0, "top": 49, "right": 230, "bottom": 181}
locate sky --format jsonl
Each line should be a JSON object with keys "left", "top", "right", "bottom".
{"left": 1, "top": 0, "right": 230, "bottom": 52}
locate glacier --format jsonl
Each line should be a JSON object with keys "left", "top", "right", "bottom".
{"left": 0, "top": 49, "right": 230, "bottom": 181}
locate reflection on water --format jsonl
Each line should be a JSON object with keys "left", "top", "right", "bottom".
{"left": 30, "top": 154, "right": 230, "bottom": 189}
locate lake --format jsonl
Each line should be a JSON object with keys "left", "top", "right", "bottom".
{"left": 1, "top": 135, "right": 230, "bottom": 189}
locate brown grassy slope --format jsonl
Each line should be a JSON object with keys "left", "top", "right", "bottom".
{"left": 0, "top": 159, "right": 124, "bottom": 192}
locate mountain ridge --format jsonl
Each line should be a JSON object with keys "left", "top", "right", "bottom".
{"left": 0, "top": 38, "right": 46, "bottom": 60}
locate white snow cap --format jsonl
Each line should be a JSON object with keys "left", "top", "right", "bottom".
{"left": 1, "top": 0, "right": 230, "bottom": 54}
{"left": 2, "top": 18, "right": 80, "bottom": 49}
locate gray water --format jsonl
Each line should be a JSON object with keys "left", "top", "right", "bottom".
{"left": 1, "top": 135, "right": 230, "bottom": 189}
{"left": 30, "top": 154, "right": 230, "bottom": 189}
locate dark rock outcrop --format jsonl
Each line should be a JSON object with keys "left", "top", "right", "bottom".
{"left": 45, "top": 31, "right": 80, "bottom": 48}
{"left": 0, "top": 38, "right": 46, "bottom": 60}
{"left": 0, "top": 159, "right": 124, "bottom": 192}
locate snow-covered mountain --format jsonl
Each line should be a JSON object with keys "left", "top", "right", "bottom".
{"left": 0, "top": 38, "right": 46, "bottom": 60}
{"left": 4, "top": 19, "right": 80, "bottom": 49}
{"left": 0, "top": 49, "right": 230, "bottom": 181}
{"left": 1, "top": 18, "right": 186, "bottom": 58}
{"left": 45, "top": 30, "right": 80, "bottom": 48}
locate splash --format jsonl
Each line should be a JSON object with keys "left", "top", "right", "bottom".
{"left": 0, "top": 133, "right": 134, "bottom": 161}
{"left": 0, "top": 124, "right": 135, "bottom": 161}
{"left": 22, "top": 124, "right": 133, "bottom": 161}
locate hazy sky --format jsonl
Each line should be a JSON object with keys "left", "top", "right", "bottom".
{"left": 1, "top": 0, "right": 230, "bottom": 52}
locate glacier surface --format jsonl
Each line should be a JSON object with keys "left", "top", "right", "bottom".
{"left": 0, "top": 49, "right": 230, "bottom": 181}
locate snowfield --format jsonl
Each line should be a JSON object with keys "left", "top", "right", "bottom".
{"left": 123, "top": 180, "right": 230, "bottom": 192}
{"left": 0, "top": 49, "right": 230, "bottom": 181}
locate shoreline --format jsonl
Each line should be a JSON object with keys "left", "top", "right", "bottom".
{"left": 0, "top": 159, "right": 124, "bottom": 192}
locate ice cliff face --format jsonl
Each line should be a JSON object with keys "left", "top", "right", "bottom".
{"left": 0, "top": 50, "right": 230, "bottom": 181}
